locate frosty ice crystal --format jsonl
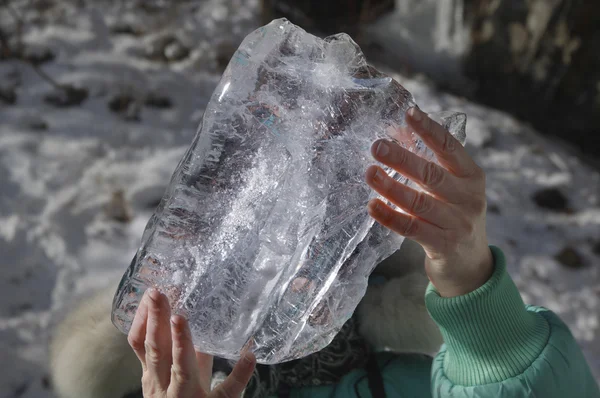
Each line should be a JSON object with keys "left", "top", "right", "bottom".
{"left": 112, "top": 18, "right": 466, "bottom": 364}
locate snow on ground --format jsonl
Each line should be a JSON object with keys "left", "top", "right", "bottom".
{"left": 0, "top": 1, "right": 598, "bottom": 396}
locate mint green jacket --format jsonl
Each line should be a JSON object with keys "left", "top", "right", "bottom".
{"left": 281, "top": 247, "right": 600, "bottom": 397}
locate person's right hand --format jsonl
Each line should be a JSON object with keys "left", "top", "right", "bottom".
{"left": 128, "top": 288, "right": 256, "bottom": 398}
{"left": 365, "top": 107, "right": 493, "bottom": 297}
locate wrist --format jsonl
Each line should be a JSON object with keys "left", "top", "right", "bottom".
{"left": 426, "top": 246, "right": 494, "bottom": 298}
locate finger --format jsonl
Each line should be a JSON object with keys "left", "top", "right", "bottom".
{"left": 371, "top": 139, "right": 463, "bottom": 202}
{"left": 144, "top": 288, "right": 173, "bottom": 392}
{"left": 195, "top": 351, "right": 214, "bottom": 393}
{"left": 127, "top": 292, "right": 150, "bottom": 371}
{"left": 365, "top": 165, "right": 455, "bottom": 228}
{"left": 406, "top": 107, "right": 480, "bottom": 178}
{"left": 169, "top": 314, "right": 202, "bottom": 397}
{"left": 367, "top": 198, "right": 442, "bottom": 250}
{"left": 212, "top": 351, "right": 256, "bottom": 398}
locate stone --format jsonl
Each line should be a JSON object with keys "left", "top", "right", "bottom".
{"left": 110, "top": 22, "right": 143, "bottom": 36}
{"left": 111, "top": 19, "right": 466, "bottom": 364}
{"left": 144, "top": 93, "right": 172, "bottom": 109}
{"left": 487, "top": 203, "right": 501, "bottom": 215}
{"left": 164, "top": 41, "right": 190, "bottom": 62}
{"left": 105, "top": 190, "right": 132, "bottom": 223}
{"left": 531, "top": 187, "right": 570, "bottom": 212}
{"left": 29, "top": 119, "right": 48, "bottom": 131}
{"left": 145, "top": 35, "right": 176, "bottom": 61}
{"left": 555, "top": 246, "right": 585, "bottom": 269}
{"left": 44, "top": 85, "right": 88, "bottom": 107}
{"left": 145, "top": 35, "right": 189, "bottom": 63}
{"left": 108, "top": 93, "right": 140, "bottom": 121}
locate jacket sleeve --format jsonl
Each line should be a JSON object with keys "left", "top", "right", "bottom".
{"left": 425, "top": 246, "right": 600, "bottom": 397}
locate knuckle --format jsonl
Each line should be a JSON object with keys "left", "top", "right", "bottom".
{"left": 409, "top": 191, "right": 431, "bottom": 215}
{"left": 144, "top": 341, "right": 164, "bottom": 365}
{"left": 442, "top": 133, "right": 457, "bottom": 153}
{"left": 171, "top": 365, "right": 192, "bottom": 384}
{"left": 379, "top": 211, "right": 392, "bottom": 227}
{"left": 128, "top": 334, "right": 144, "bottom": 353}
{"left": 379, "top": 175, "right": 393, "bottom": 196}
{"left": 230, "top": 374, "right": 245, "bottom": 389}
{"left": 375, "top": 202, "right": 392, "bottom": 224}
{"left": 423, "top": 162, "right": 444, "bottom": 187}
{"left": 149, "top": 301, "right": 164, "bottom": 318}
{"left": 400, "top": 216, "right": 419, "bottom": 237}
{"left": 392, "top": 145, "right": 407, "bottom": 167}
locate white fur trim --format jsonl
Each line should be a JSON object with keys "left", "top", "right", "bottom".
{"left": 50, "top": 285, "right": 142, "bottom": 398}
{"left": 373, "top": 238, "right": 427, "bottom": 279}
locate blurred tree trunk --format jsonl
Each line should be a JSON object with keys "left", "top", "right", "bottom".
{"left": 261, "top": 0, "right": 395, "bottom": 37}
{"left": 463, "top": 0, "right": 600, "bottom": 154}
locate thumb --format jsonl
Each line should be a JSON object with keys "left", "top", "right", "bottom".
{"left": 211, "top": 351, "right": 256, "bottom": 398}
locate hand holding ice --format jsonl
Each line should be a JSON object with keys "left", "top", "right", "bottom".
{"left": 111, "top": 18, "right": 466, "bottom": 364}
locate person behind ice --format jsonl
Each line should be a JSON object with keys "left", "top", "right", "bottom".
{"left": 49, "top": 107, "right": 600, "bottom": 398}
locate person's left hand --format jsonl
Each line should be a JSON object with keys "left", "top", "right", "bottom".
{"left": 365, "top": 107, "right": 493, "bottom": 298}
{"left": 127, "top": 288, "right": 256, "bottom": 398}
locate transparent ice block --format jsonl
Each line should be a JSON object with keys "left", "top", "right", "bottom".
{"left": 112, "top": 18, "right": 466, "bottom": 364}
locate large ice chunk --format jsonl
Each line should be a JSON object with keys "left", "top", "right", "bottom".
{"left": 112, "top": 18, "right": 466, "bottom": 364}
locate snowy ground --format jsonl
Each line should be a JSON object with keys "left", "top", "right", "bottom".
{"left": 0, "top": 1, "right": 598, "bottom": 397}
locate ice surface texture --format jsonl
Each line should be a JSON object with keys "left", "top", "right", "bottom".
{"left": 112, "top": 18, "right": 466, "bottom": 364}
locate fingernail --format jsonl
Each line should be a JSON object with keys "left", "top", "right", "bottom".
{"left": 408, "top": 107, "right": 422, "bottom": 122}
{"left": 369, "top": 200, "right": 380, "bottom": 213}
{"left": 373, "top": 168, "right": 385, "bottom": 184}
{"left": 147, "top": 287, "right": 160, "bottom": 302}
{"left": 375, "top": 140, "right": 389, "bottom": 157}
